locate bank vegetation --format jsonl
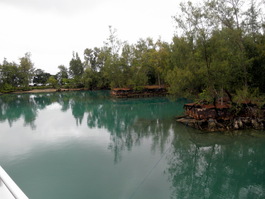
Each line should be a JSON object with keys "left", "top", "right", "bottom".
{"left": 1, "top": 0, "right": 265, "bottom": 106}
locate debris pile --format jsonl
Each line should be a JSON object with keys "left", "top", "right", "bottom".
{"left": 177, "top": 102, "right": 265, "bottom": 131}
{"left": 111, "top": 85, "right": 167, "bottom": 98}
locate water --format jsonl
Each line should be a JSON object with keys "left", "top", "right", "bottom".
{"left": 0, "top": 91, "right": 265, "bottom": 199}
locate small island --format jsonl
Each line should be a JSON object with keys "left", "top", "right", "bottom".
{"left": 177, "top": 100, "right": 265, "bottom": 132}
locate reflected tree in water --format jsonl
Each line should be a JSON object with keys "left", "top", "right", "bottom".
{"left": 1, "top": 91, "right": 265, "bottom": 198}
{"left": 0, "top": 93, "right": 63, "bottom": 129}
{"left": 70, "top": 92, "right": 86, "bottom": 126}
{"left": 84, "top": 97, "right": 186, "bottom": 163}
{"left": 165, "top": 126, "right": 265, "bottom": 199}
{"left": 0, "top": 91, "right": 186, "bottom": 163}
{"left": 0, "top": 94, "right": 38, "bottom": 129}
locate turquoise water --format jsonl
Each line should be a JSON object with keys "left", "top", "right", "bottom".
{"left": 0, "top": 91, "right": 265, "bottom": 199}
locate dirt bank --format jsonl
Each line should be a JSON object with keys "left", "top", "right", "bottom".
{"left": 12, "top": 88, "right": 85, "bottom": 94}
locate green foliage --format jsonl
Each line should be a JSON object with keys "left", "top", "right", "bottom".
{"left": 166, "top": 66, "right": 202, "bottom": 98}
{"left": 69, "top": 52, "right": 84, "bottom": 78}
{"left": 166, "top": 0, "right": 265, "bottom": 102}
{"left": 81, "top": 68, "right": 97, "bottom": 89}
{"left": 33, "top": 69, "right": 51, "bottom": 85}
{"left": 57, "top": 65, "right": 68, "bottom": 85}
{"left": 128, "top": 65, "right": 148, "bottom": 89}
{"left": 47, "top": 76, "right": 58, "bottom": 89}
{"left": 33, "top": 85, "right": 52, "bottom": 90}
{"left": 197, "top": 89, "right": 213, "bottom": 104}
{"left": 233, "top": 86, "right": 264, "bottom": 106}
{"left": 0, "top": 59, "right": 19, "bottom": 87}
{"left": 1, "top": 0, "right": 265, "bottom": 101}
{"left": 18, "top": 52, "right": 34, "bottom": 87}
{"left": 62, "top": 79, "right": 75, "bottom": 89}
{"left": 0, "top": 83, "right": 15, "bottom": 93}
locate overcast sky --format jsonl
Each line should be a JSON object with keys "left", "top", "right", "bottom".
{"left": 0, "top": 0, "right": 187, "bottom": 74}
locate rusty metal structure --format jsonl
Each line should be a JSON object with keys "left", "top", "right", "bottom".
{"left": 111, "top": 85, "right": 167, "bottom": 98}
{"left": 184, "top": 103, "right": 232, "bottom": 120}
{"left": 178, "top": 101, "right": 265, "bottom": 131}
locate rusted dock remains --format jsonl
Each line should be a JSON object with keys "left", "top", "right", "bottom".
{"left": 177, "top": 101, "right": 265, "bottom": 131}
{"left": 111, "top": 85, "right": 167, "bottom": 98}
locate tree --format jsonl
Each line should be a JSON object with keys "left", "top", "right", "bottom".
{"left": 101, "top": 26, "right": 125, "bottom": 88}
{"left": 81, "top": 68, "right": 94, "bottom": 89}
{"left": 0, "top": 59, "right": 19, "bottom": 89}
{"left": 84, "top": 47, "right": 103, "bottom": 72}
{"left": 246, "top": 33, "right": 265, "bottom": 92}
{"left": 18, "top": 52, "right": 35, "bottom": 87}
{"left": 47, "top": 76, "right": 58, "bottom": 88}
{"left": 168, "top": 1, "right": 212, "bottom": 98}
{"left": 118, "top": 43, "right": 135, "bottom": 87}
{"left": 243, "top": 0, "right": 261, "bottom": 37}
{"left": 83, "top": 47, "right": 108, "bottom": 89}
{"left": 69, "top": 52, "right": 84, "bottom": 87}
{"left": 206, "top": 0, "right": 255, "bottom": 88}
{"left": 33, "top": 69, "right": 51, "bottom": 85}
{"left": 57, "top": 65, "right": 68, "bottom": 85}
{"left": 69, "top": 52, "right": 84, "bottom": 78}
{"left": 148, "top": 39, "right": 170, "bottom": 86}
{"left": 166, "top": 36, "right": 203, "bottom": 98}
{"left": 168, "top": 0, "right": 265, "bottom": 101}
{"left": 129, "top": 38, "right": 153, "bottom": 87}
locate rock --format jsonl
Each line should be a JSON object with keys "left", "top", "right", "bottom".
{"left": 238, "top": 118, "right": 243, "bottom": 128}
{"left": 208, "top": 119, "right": 217, "bottom": 131}
{"left": 176, "top": 115, "right": 265, "bottom": 132}
{"left": 242, "top": 117, "right": 251, "bottom": 125}
{"left": 177, "top": 117, "right": 205, "bottom": 130}
{"left": 251, "top": 119, "right": 263, "bottom": 130}
{"left": 234, "top": 120, "right": 239, "bottom": 130}
{"left": 233, "top": 118, "right": 244, "bottom": 129}
{"left": 258, "top": 119, "right": 264, "bottom": 129}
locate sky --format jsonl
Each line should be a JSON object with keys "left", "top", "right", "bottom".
{"left": 0, "top": 0, "right": 183, "bottom": 75}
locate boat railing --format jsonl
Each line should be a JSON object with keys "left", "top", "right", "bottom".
{"left": 0, "top": 166, "right": 28, "bottom": 199}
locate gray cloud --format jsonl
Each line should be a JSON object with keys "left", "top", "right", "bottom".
{"left": 0, "top": 0, "right": 105, "bottom": 14}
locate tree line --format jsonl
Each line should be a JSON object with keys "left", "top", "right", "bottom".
{"left": 1, "top": 0, "right": 265, "bottom": 102}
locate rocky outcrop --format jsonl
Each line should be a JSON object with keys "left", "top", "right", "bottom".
{"left": 177, "top": 116, "right": 265, "bottom": 131}
{"left": 177, "top": 102, "right": 265, "bottom": 132}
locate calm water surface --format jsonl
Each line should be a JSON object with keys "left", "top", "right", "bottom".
{"left": 0, "top": 91, "right": 265, "bottom": 199}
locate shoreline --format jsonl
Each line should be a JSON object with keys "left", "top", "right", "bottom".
{"left": 111, "top": 85, "right": 168, "bottom": 98}
{"left": 6, "top": 88, "right": 86, "bottom": 94}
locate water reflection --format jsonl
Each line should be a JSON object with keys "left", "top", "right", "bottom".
{"left": 0, "top": 91, "right": 183, "bottom": 162}
{"left": 0, "top": 91, "right": 109, "bottom": 128}
{"left": 1, "top": 91, "right": 265, "bottom": 198}
{"left": 166, "top": 126, "right": 265, "bottom": 199}
{"left": 0, "top": 94, "right": 39, "bottom": 129}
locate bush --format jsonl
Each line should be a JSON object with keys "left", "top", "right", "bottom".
{"left": 197, "top": 89, "right": 213, "bottom": 104}
{"left": 233, "top": 86, "right": 264, "bottom": 106}
{"left": 0, "top": 83, "right": 15, "bottom": 93}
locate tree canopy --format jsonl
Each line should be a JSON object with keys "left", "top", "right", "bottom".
{"left": 1, "top": 0, "right": 264, "bottom": 102}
